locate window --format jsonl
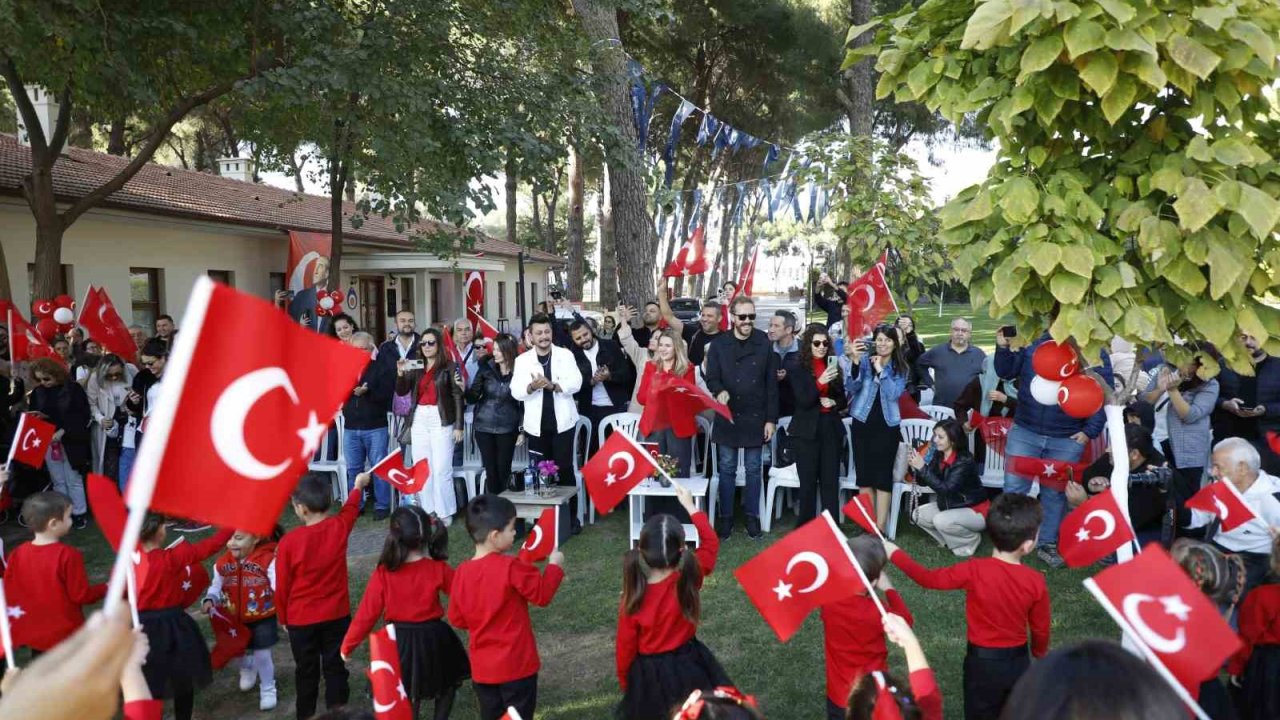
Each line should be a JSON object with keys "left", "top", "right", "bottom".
{"left": 26, "top": 263, "right": 72, "bottom": 297}
{"left": 429, "top": 278, "right": 442, "bottom": 325}
{"left": 129, "top": 268, "right": 161, "bottom": 329}
{"left": 497, "top": 281, "right": 507, "bottom": 318}
{"left": 531, "top": 282, "right": 539, "bottom": 311}
{"left": 207, "top": 270, "right": 233, "bottom": 287}
{"left": 268, "top": 272, "right": 286, "bottom": 300}
{"left": 399, "top": 277, "right": 415, "bottom": 314}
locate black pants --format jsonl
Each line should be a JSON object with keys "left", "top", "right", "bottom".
{"left": 584, "top": 404, "right": 624, "bottom": 456}
{"left": 288, "top": 615, "right": 351, "bottom": 719}
{"left": 476, "top": 430, "right": 518, "bottom": 495}
{"left": 794, "top": 414, "right": 844, "bottom": 525}
{"left": 474, "top": 673, "right": 538, "bottom": 720}
{"left": 963, "top": 644, "right": 1029, "bottom": 720}
{"left": 530, "top": 422, "right": 577, "bottom": 519}
{"left": 825, "top": 698, "right": 846, "bottom": 720}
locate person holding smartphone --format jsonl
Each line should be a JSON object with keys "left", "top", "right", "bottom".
{"left": 1142, "top": 353, "right": 1219, "bottom": 526}
{"left": 845, "top": 325, "right": 910, "bottom": 532}
{"left": 396, "top": 328, "right": 465, "bottom": 524}
{"left": 788, "top": 327, "right": 847, "bottom": 525}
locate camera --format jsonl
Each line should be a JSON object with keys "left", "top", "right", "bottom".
{"left": 548, "top": 283, "right": 564, "bottom": 300}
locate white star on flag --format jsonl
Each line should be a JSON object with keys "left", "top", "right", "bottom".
{"left": 673, "top": 387, "right": 688, "bottom": 393}
{"left": 604, "top": 473, "right": 617, "bottom": 486}
{"left": 471, "top": 303, "right": 482, "bottom": 314}
{"left": 1160, "top": 594, "right": 1192, "bottom": 622}
{"left": 1076, "top": 527, "right": 1091, "bottom": 542}
{"left": 31, "top": 438, "right": 41, "bottom": 448}
{"left": 398, "top": 683, "right": 408, "bottom": 700}
{"left": 182, "top": 580, "right": 192, "bottom": 591}
{"left": 228, "top": 628, "right": 238, "bottom": 637}
{"left": 772, "top": 580, "right": 793, "bottom": 602}
{"left": 296, "top": 411, "right": 328, "bottom": 459}
{"left": 1042, "top": 464, "right": 1057, "bottom": 478}
{"left": 7, "top": 606, "right": 24, "bottom": 620}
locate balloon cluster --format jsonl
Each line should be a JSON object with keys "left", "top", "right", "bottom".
{"left": 1028, "top": 340, "right": 1105, "bottom": 419}
{"left": 316, "top": 290, "right": 344, "bottom": 317}
{"left": 31, "top": 294, "right": 76, "bottom": 340}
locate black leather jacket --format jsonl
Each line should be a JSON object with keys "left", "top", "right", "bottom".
{"left": 395, "top": 361, "right": 464, "bottom": 430}
{"left": 915, "top": 452, "right": 986, "bottom": 510}
{"left": 464, "top": 358, "right": 522, "bottom": 435}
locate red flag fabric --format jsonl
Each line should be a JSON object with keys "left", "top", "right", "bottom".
{"left": 1057, "top": 489, "right": 1136, "bottom": 567}
{"left": 582, "top": 431, "right": 658, "bottom": 515}
{"left": 369, "top": 450, "right": 429, "bottom": 495}
{"left": 368, "top": 626, "right": 413, "bottom": 720}
{"left": 463, "top": 270, "right": 486, "bottom": 333}
{"left": 736, "top": 247, "right": 758, "bottom": 298}
{"left": 734, "top": 513, "right": 864, "bottom": 642}
{"left": 638, "top": 372, "right": 732, "bottom": 439}
{"left": 841, "top": 493, "right": 879, "bottom": 536}
{"left": 1185, "top": 480, "right": 1256, "bottom": 533}
{"left": 663, "top": 226, "right": 709, "bottom": 278}
{"left": 79, "top": 286, "right": 138, "bottom": 363}
{"left": 209, "top": 606, "right": 251, "bottom": 670}
{"left": 473, "top": 313, "right": 499, "bottom": 342}
{"left": 502, "top": 709, "right": 524, "bottom": 720}
{"left": 969, "top": 412, "right": 1014, "bottom": 456}
{"left": 517, "top": 507, "right": 561, "bottom": 563}
{"left": 8, "top": 412, "right": 56, "bottom": 469}
{"left": 1266, "top": 431, "right": 1280, "bottom": 458}
{"left": 874, "top": 250, "right": 889, "bottom": 275}
{"left": 845, "top": 265, "right": 897, "bottom": 339}
{"left": 87, "top": 473, "right": 128, "bottom": 549}
{"left": 179, "top": 559, "right": 211, "bottom": 609}
{"left": 7, "top": 309, "right": 60, "bottom": 365}
{"left": 126, "top": 278, "right": 370, "bottom": 535}
{"left": 897, "top": 393, "right": 930, "bottom": 421}
{"left": 1007, "top": 455, "right": 1089, "bottom": 493}
{"left": 1084, "top": 544, "right": 1243, "bottom": 694}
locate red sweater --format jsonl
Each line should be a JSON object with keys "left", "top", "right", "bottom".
{"left": 820, "top": 589, "right": 913, "bottom": 707}
{"left": 447, "top": 552, "right": 564, "bottom": 684}
{"left": 637, "top": 362, "right": 697, "bottom": 406}
{"left": 276, "top": 490, "right": 361, "bottom": 627}
{"left": 616, "top": 512, "right": 719, "bottom": 688}
{"left": 3, "top": 542, "right": 107, "bottom": 651}
{"left": 907, "top": 669, "right": 944, "bottom": 720}
{"left": 342, "top": 558, "right": 455, "bottom": 657}
{"left": 1229, "top": 582, "right": 1280, "bottom": 675}
{"left": 137, "top": 530, "right": 233, "bottom": 611}
{"left": 124, "top": 699, "right": 162, "bottom": 720}
{"left": 892, "top": 550, "right": 1050, "bottom": 657}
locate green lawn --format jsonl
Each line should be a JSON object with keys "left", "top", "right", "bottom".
{"left": 808, "top": 302, "right": 1007, "bottom": 354}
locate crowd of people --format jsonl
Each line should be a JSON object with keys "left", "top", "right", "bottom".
{"left": 2, "top": 278, "right": 1280, "bottom": 720}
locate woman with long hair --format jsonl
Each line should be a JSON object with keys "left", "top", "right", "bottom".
{"left": 465, "top": 333, "right": 524, "bottom": 495}
{"left": 397, "top": 328, "right": 464, "bottom": 523}
{"left": 846, "top": 325, "right": 910, "bottom": 531}
{"left": 27, "top": 357, "right": 93, "bottom": 528}
{"left": 637, "top": 328, "right": 696, "bottom": 476}
{"left": 895, "top": 315, "right": 927, "bottom": 402}
{"left": 791, "top": 326, "right": 848, "bottom": 525}
{"left": 86, "top": 354, "right": 135, "bottom": 481}
{"left": 329, "top": 313, "right": 358, "bottom": 344}
{"left": 907, "top": 418, "right": 988, "bottom": 556}
{"left": 1142, "top": 352, "right": 1218, "bottom": 525}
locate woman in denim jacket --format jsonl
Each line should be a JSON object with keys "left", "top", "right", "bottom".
{"left": 843, "top": 324, "right": 909, "bottom": 531}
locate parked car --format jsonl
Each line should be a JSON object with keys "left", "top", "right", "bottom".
{"left": 669, "top": 296, "right": 701, "bottom": 323}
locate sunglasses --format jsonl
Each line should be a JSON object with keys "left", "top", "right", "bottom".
{"left": 736, "top": 314, "right": 756, "bottom": 321}
{"left": 811, "top": 339, "right": 829, "bottom": 348}
{"left": 422, "top": 340, "right": 438, "bottom": 347}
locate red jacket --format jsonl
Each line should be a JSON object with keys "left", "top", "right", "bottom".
{"left": 342, "top": 558, "right": 454, "bottom": 657}
{"left": 276, "top": 491, "right": 361, "bottom": 627}
{"left": 820, "top": 589, "right": 912, "bottom": 706}
{"left": 137, "top": 530, "right": 233, "bottom": 611}
{"left": 124, "top": 700, "right": 162, "bottom": 720}
{"left": 637, "top": 362, "right": 697, "bottom": 407}
{"left": 1229, "top": 582, "right": 1280, "bottom": 676}
{"left": 3, "top": 542, "right": 106, "bottom": 651}
{"left": 210, "top": 542, "right": 277, "bottom": 623}
{"left": 447, "top": 552, "right": 564, "bottom": 684}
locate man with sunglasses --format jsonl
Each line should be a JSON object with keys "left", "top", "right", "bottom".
{"left": 704, "top": 296, "right": 779, "bottom": 540}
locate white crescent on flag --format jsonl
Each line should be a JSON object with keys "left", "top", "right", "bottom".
{"left": 606, "top": 451, "right": 636, "bottom": 485}
{"left": 1121, "top": 593, "right": 1188, "bottom": 655}
{"left": 1213, "top": 496, "right": 1229, "bottom": 520}
{"left": 210, "top": 367, "right": 301, "bottom": 481}
{"left": 523, "top": 525, "right": 545, "bottom": 552}
{"left": 784, "top": 551, "right": 830, "bottom": 594}
{"left": 1081, "top": 509, "right": 1116, "bottom": 541}
{"left": 289, "top": 251, "right": 321, "bottom": 293}
{"left": 368, "top": 660, "right": 403, "bottom": 714}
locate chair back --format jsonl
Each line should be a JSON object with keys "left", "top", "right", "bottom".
{"left": 693, "top": 415, "right": 714, "bottom": 479}
{"left": 918, "top": 404, "right": 956, "bottom": 422}
{"left": 597, "top": 412, "right": 642, "bottom": 449}
{"left": 573, "top": 416, "right": 593, "bottom": 469}
{"left": 898, "top": 418, "right": 937, "bottom": 447}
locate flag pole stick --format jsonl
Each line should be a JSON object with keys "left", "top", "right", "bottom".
{"left": 0, "top": 580, "right": 18, "bottom": 670}
{"left": 1082, "top": 578, "right": 1211, "bottom": 720}
{"left": 852, "top": 495, "right": 886, "bottom": 542}
{"left": 618, "top": 431, "right": 674, "bottom": 485}
{"left": 822, "top": 511, "right": 887, "bottom": 618}
{"left": 125, "top": 561, "right": 141, "bottom": 629}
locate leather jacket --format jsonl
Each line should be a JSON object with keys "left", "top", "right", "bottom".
{"left": 915, "top": 452, "right": 986, "bottom": 511}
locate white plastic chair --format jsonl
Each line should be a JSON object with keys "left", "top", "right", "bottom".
{"left": 838, "top": 417, "right": 859, "bottom": 510}
{"left": 572, "top": 416, "right": 594, "bottom": 525}
{"left": 888, "top": 418, "right": 938, "bottom": 539}
{"left": 762, "top": 417, "right": 798, "bottom": 533}
{"left": 692, "top": 415, "right": 715, "bottom": 482}
{"left": 456, "top": 412, "right": 484, "bottom": 501}
{"left": 597, "top": 412, "right": 642, "bottom": 449}
{"left": 918, "top": 405, "right": 956, "bottom": 422}
{"left": 707, "top": 445, "right": 766, "bottom": 522}
{"left": 919, "top": 387, "right": 935, "bottom": 406}
{"left": 981, "top": 442, "right": 1006, "bottom": 489}
{"left": 308, "top": 414, "right": 348, "bottom": 502}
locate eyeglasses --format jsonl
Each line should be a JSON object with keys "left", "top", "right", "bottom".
{"left": 736, "top": 314, "right": 756, "bottom": 321}
{"left": 811, "top": 339, "right": 829, "bottom": 348}
{"left": 422, "top": 340, "right": 438, "bottom": 347}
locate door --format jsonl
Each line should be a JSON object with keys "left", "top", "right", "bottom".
{"left": 358, "top": 276, "right": 385, "bottom": 340}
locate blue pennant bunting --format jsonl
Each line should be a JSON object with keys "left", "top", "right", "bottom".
{"left": 664, "top": 100, "right": 697, "bottom": 187}
{"left": 731, "top": 182, "right": 747, "bottom": 228}
{"left": 712, "top": 123, "right": 734, "bottom": 158}
{"left": 638, "top": 83, "right": 666, "bottom": 152}
{"left": 696, "top": 114, "right": 721, "bottom": 146}
{"left": 628, "top": 61, "right": 647, "bottom": 146}
{"left": 740, "top": 134, "right": 762, "bottom": 152}
{"left": 762, "top": 178, "right": 774, "bottom": 222}
{"left": 762, "top": 144, "right": 781, "bottom": 172}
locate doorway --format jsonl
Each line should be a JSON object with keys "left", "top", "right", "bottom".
{"left": 358, "top": 276, "right": 385, "bottom": 340}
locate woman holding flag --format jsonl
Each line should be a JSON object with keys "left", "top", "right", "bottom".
{"left": 27, "top": 357, "right": 93, "bottom": 529}
{"left": 397, "top": 327, "right": 465, "bottom": 523}
{"left": 637, "top": 329, "right": 696, "bottom": 477}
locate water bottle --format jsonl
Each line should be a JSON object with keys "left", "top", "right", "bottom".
{"left": 523, "top": 462, "right": 537, "bottom": 496}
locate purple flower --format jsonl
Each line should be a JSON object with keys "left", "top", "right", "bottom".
{"left": 537, "top": 460, "right": 559, "bottom": 476}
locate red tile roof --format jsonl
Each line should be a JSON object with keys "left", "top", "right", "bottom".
{"left": 0, "top": 133, "right": 564, "bottom": 264}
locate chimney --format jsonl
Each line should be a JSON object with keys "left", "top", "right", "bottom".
{"left": 216, "top": 156, "right": 255, "bottom": 183}
{"left": 16, "top": 85, "right": 60, "bottom": 147}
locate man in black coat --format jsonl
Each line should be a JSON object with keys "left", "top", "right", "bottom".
{"left": 342, "top": 331, "right": 396, "bottom": 519}
{"left": 705, "top": 296, "right": 779, "bottom": 540}
{"left": 566, "top": 319, "right": 635, "bottom": 454}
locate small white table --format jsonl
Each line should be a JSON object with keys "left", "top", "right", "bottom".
{"left": 627, "top": 476, "right": 710, "bottom": 547}
{"left": 499, "top": 486, "right": 578, "bottom": 521}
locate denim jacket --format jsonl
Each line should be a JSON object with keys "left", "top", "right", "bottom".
{"left": 843, "top": 354, "right": 907, "bottom": 426}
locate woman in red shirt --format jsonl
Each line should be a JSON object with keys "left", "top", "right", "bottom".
{"left": 396, "top": 327, "right": 465, "bottom": 523}
{"left": 341, "top": 505, "right": 469, "bottom": 719}
{"left": 637, "top": 328, "right": 698, "bottom": 477}
{"left": 616, "top": 483, "right": 728, "bottom": 720}
{"left": 790, "top": 326, "right": 848, "bottom": 526}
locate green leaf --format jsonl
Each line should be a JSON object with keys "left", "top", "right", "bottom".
{"left": 993, "top": 268, "right": 1030, "bottom": 307}
{"left": 1049, "top": 272, "right": 1089, "bottom": 304}
{"left": 1095, "top": 0, "right": 1136, "bottom": 23}
{"left": 1028, "top": 146, "right": 1048, "bottom": 166}
{"left": 1212, "top": 138, "right": 1254, "bottom": 167}
{"left": 1019, "top": 35, "right": 1064, "bottom": 79}
{"left": 1123, "top": 306, "right": 1167, "bottom": 343}
{"left": 1173, "top": 177, "right": 1221, "bottom": 232}
{"left": 1095, "top": 265, "right": 1122, "bottom": 296}
{"left": 1165, "top": 257, "right": 1208, "bottom": 295}
{"left": 1059, "top": 242, "right": 1095, "bottom": 277}
{"left": 961, "top": 0, "right": 1014, "bottom": 50}
{"left": 1026, "top": 242, "right": 1062, "bottom": 275}
{"left": 1167, "top": 35, "right": 1222, "bottom": 80}
{"left": 1125, "top": 53, "right": 1168, "bottom": 89}
{"left": 999, "top": 177, "right": 1041, "bottom": 224}
{"left": 1226, "top": 20, "right": 1276, "bottom": 69}
{"left": 1206, "top": 233, "right": 1248, "bottom": 300}
{"left": 1236, "top": 184, "right": 1280, "bottom": 241}
{"left": 1237, "top": 305, "right": 1268, "bottom": 346}
{"left": 1101, "top": 76, "right": 1137, "bottom": 125}
{"left": 1079, "top": 53, "right": 1118, "bottom": 96}
{"left": 1192, "top": 5, "right": 1237, "bottom": 31}
{"left": 1105, "top": 28, "right": 1156, "bottom": 57}
{"left": 1187, "top": 299, "right": 1232, "bottom": 347}
{"left": 845, "top": 19, "right": 881, "bottom": 46}
{"left": 1116, "top": 201, "right": 1151, "bottom": 232}
{"left": 1064, "top": 18, "right": 1105, "bottom": 59}
{"left": 962, "top": 190, "right": 995, "bottom": 223}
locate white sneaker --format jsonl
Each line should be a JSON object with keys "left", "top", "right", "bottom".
{"left": 259, "top": 684, "right": 278, "bottom": 711}
{"left": 239, "top": 665, "right": 257, "bottom": 692}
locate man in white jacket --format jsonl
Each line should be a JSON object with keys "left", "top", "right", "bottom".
{"left": 511, "top": 312, "right": 584, "bottom": 531}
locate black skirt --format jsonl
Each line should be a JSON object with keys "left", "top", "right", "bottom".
{"left": 1239, "top": 644, "right": 1280, "bottom": 720}
{"left": 853, "top": 396, "right": 898, "bottom": 492}
{"left": 391, "top": 619, "right": 470, "bottom": 702}
{"left": 140, "top": 607, "right": 213, "bottom": 699}
{"left": 245, "top": 616, "right": 279, "bottom": 651}
{"left": 616, "top": 637, "right": 731, "bottom": 720}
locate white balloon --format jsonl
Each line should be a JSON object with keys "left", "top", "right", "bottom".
{"left": 53, "top": 307, "right": 74, "bottom": 324}
{"left": 319, "top": 296, "right": 334, "bottom": 310}
{"left": 1029, "top": 376, "right": 1062, "bottom": 406}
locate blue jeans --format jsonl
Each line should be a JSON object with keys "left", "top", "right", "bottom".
{"left": 717, "top": 445, "right": 763, "bottom": 519}
{"left": 118, "top": 446, "right": 136, "bottom": 493}
{"left": 343, "top": 427, "right": 390, "bottom": 511}
{"left": 1002, "top": 423, "right": 1085, "bottom": 546}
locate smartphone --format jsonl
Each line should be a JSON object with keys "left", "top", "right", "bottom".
{"left": 404, "top": 359, "right": 424, "bottom": 370}
{"left": 826, "top": 355, "right": 837, "bottom": 368}
{"left": 999, "top": 324, "right": 1017, "bottom": 338}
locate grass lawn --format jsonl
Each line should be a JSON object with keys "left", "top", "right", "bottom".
{"left": 808, "top": 302, "right": 1007, "bottom": 354}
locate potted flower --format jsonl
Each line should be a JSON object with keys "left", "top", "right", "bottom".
{"left": 651, "top": 455, "right": 679, "bottom": 488}
{"left": 536, "top": 460, "right": 559, "bottom": 496}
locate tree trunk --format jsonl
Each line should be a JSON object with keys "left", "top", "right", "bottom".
{"left": 598, "top": 162, "right": 617, "bottom": 307}
{"left": 329, "top": 157, "right": 349, "bottom": 287}
{"left": 566, "top": 144, "right": 585, "bottom": 301}
{"left": 572, "top": 0, "right": 657, "bottom": 308}
{"left": 505, "top": 148, "right": 518, "bottom": 246}
{"left": 106, "top": 118, "right": 128, "bottom": 156}
{"left": 842, "top": 0, "right": 875, "bottom": 138}
{"left": 712, "top": 187, "right": 735, "bottom": 298}
{"left": 287, "top": 151, "right": 306, "bottom": 193}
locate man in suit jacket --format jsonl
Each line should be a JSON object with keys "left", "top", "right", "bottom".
{"left": 288, "top": 256, "right": 332, "bottom": 334}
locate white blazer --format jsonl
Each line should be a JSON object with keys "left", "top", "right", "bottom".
{"left": 510, "top": 345, "right": 583, "bottom": 436}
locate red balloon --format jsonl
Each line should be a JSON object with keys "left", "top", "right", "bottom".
{"left": 328, "top": 290, "right": 344, "bottom": 304}
{"left": 1032, "top": 340, "right": 1080, "bottom": 380}
{"left": 31, "top": 299, "right": 54, "bottom": 319}
{"left": 35, "top": 318, "right": 59, "bottom": 340}
{"left": 53, "top": 294, "right": 74, "bottom": 309}
{"left": 1057, "top": 374, "right": 1105, "bottom": 418}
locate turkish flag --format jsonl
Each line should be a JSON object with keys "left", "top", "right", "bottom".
{"left": 1084, "top": 544, "right": 1242, "bottom": 695}
{"left": 87, "top": 473, "right": 128, "bottom": 549}
{"left": 463, "top": 270, "right": 486, "bottom": 332}
{"left": 1007, "top": 454, "right": 1089, "bottom": 493}
{"left": 518, "top": 506, "right": 566, "bottom": 563}
{"left": 79, "top": 286, "right": 138, "bottom": 363}
{"left": 209, "top": 605, "right": 251, "bottom": 670}
{"left": 369, "top": 450, "right": 429, "bottom": 495}
{"left": 874, "top": 249, "right": 889, "bottom": 275}
{"left": 7, "top": 309, "right": 60, "bottom": 365}
{"left": 638, "top": 372, "right": 732, "bottom": 438}
{"left": 165, "top": 538, "right": 211, "bottom": 609}
{"left": 736, "top": 247, "right": 759, "bottom": 297}
{"left": 502, "top": 709, "right": 524, "bottom": 720}
{"left": 126, "top": 278, "right": 370, "bottom": 535}
{"left": 663, "top": 226, "right": 709, "bottom": 278}
{"left": 734, "top": 512, "right": 864, "bottom": 642}
{"left": 442, "top": 328, "right": 468, "bottom": 384}
{"left": 1057, "top": 489, "right": 1136, "bottom": 567}
{"left": 8, "top": 412, "right": 56, "bottom": 469}
{"left": 845, "top": 265, "right": 897, "bottom": 338}
{"left": 582, "top": 431, "right": 658, "bottom": 515}
{"left": 473, "top": 314, "right": 499, "bottom": 342}
{"left": 841, "top": 493, "right": 880, "bottom": 536}
{"left": 1185, "top": 480, "right": 1256, "bottom": 533}
{"left": 368, "top": 626, "right": 413, "bottom": 720}
{"left": 969, "top": 412, "right": 1014, "bottom": 456}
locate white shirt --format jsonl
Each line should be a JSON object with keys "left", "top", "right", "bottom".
{"left": 582, "top": 343, "right": 612, "bottom": 408}
{"left": 510, "top": 345, "right": 582, "bottom": 436}
{"left": 1189, "top": 471, "right": 1280, "bottom": 554}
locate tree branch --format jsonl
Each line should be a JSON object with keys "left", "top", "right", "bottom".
{"left": 0, "top": 55, "right": 50, "bottom": 158}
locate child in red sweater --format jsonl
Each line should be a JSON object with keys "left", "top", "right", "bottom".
{"left": 135, "top": 513, "right": 234, "bottom": 720}
{"left": 616, "top": 484, "right": 727, "bottom": 720}
{"left": 2, "top": 492, "right": 106, "bottom": 659}
{"left": 884, "top": 493, "right": 1050, "bottom": 720}
{"left": 844, "top": 613, "right": 942, "bottom": 720}
{"left": 1230, "top": 535, "right": 1280, "bottom": 720}
{"left": 820, "top": 534, "right": 913, "bottom": 720}
{"left": 203, "top": 526, "right": 282, "bottom": 711}
{"left": 448, "top": 494, "right": 565, "bottom": 720}
{"left": 276, "top": 471, "right": 369, "bottom": 720}
{"left": 342, "top": 505, "right": 470, "bottom": 719}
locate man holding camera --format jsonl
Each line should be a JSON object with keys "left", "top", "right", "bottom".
{"left": 812, "top": 272, "right": 847, "bottom": 330}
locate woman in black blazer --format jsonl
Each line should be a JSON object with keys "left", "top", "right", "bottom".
{"left": 790, "top": 326, "right": 848, "bottom": 526}
{"left": 907, "top": 418, "right": 989, "bottom": 556}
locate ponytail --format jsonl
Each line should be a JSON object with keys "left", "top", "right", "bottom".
{"left": 426, "top": 513, "right": 450, "bottom": 561}
{"left": 622, "top": 514, "right": 701, "bottom": 623}
{"left": 621, "top": 548, "right": 649, "bottom": 616}
{"left": 378, "top": 506, "right": 433, "bottom": 571}
{"left": 675, "top": 542, "right": 702, "bottom": 625}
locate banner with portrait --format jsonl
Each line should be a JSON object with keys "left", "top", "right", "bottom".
{"left": 285, "top": 231, "right": 333, "bottom": 332}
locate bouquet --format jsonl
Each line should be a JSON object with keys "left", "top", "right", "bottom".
{"left": 651, "top": 454, "right": 680, "bottom": 487}
{"left": 536, "top": 460, "right": 559, "bottom": 496}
